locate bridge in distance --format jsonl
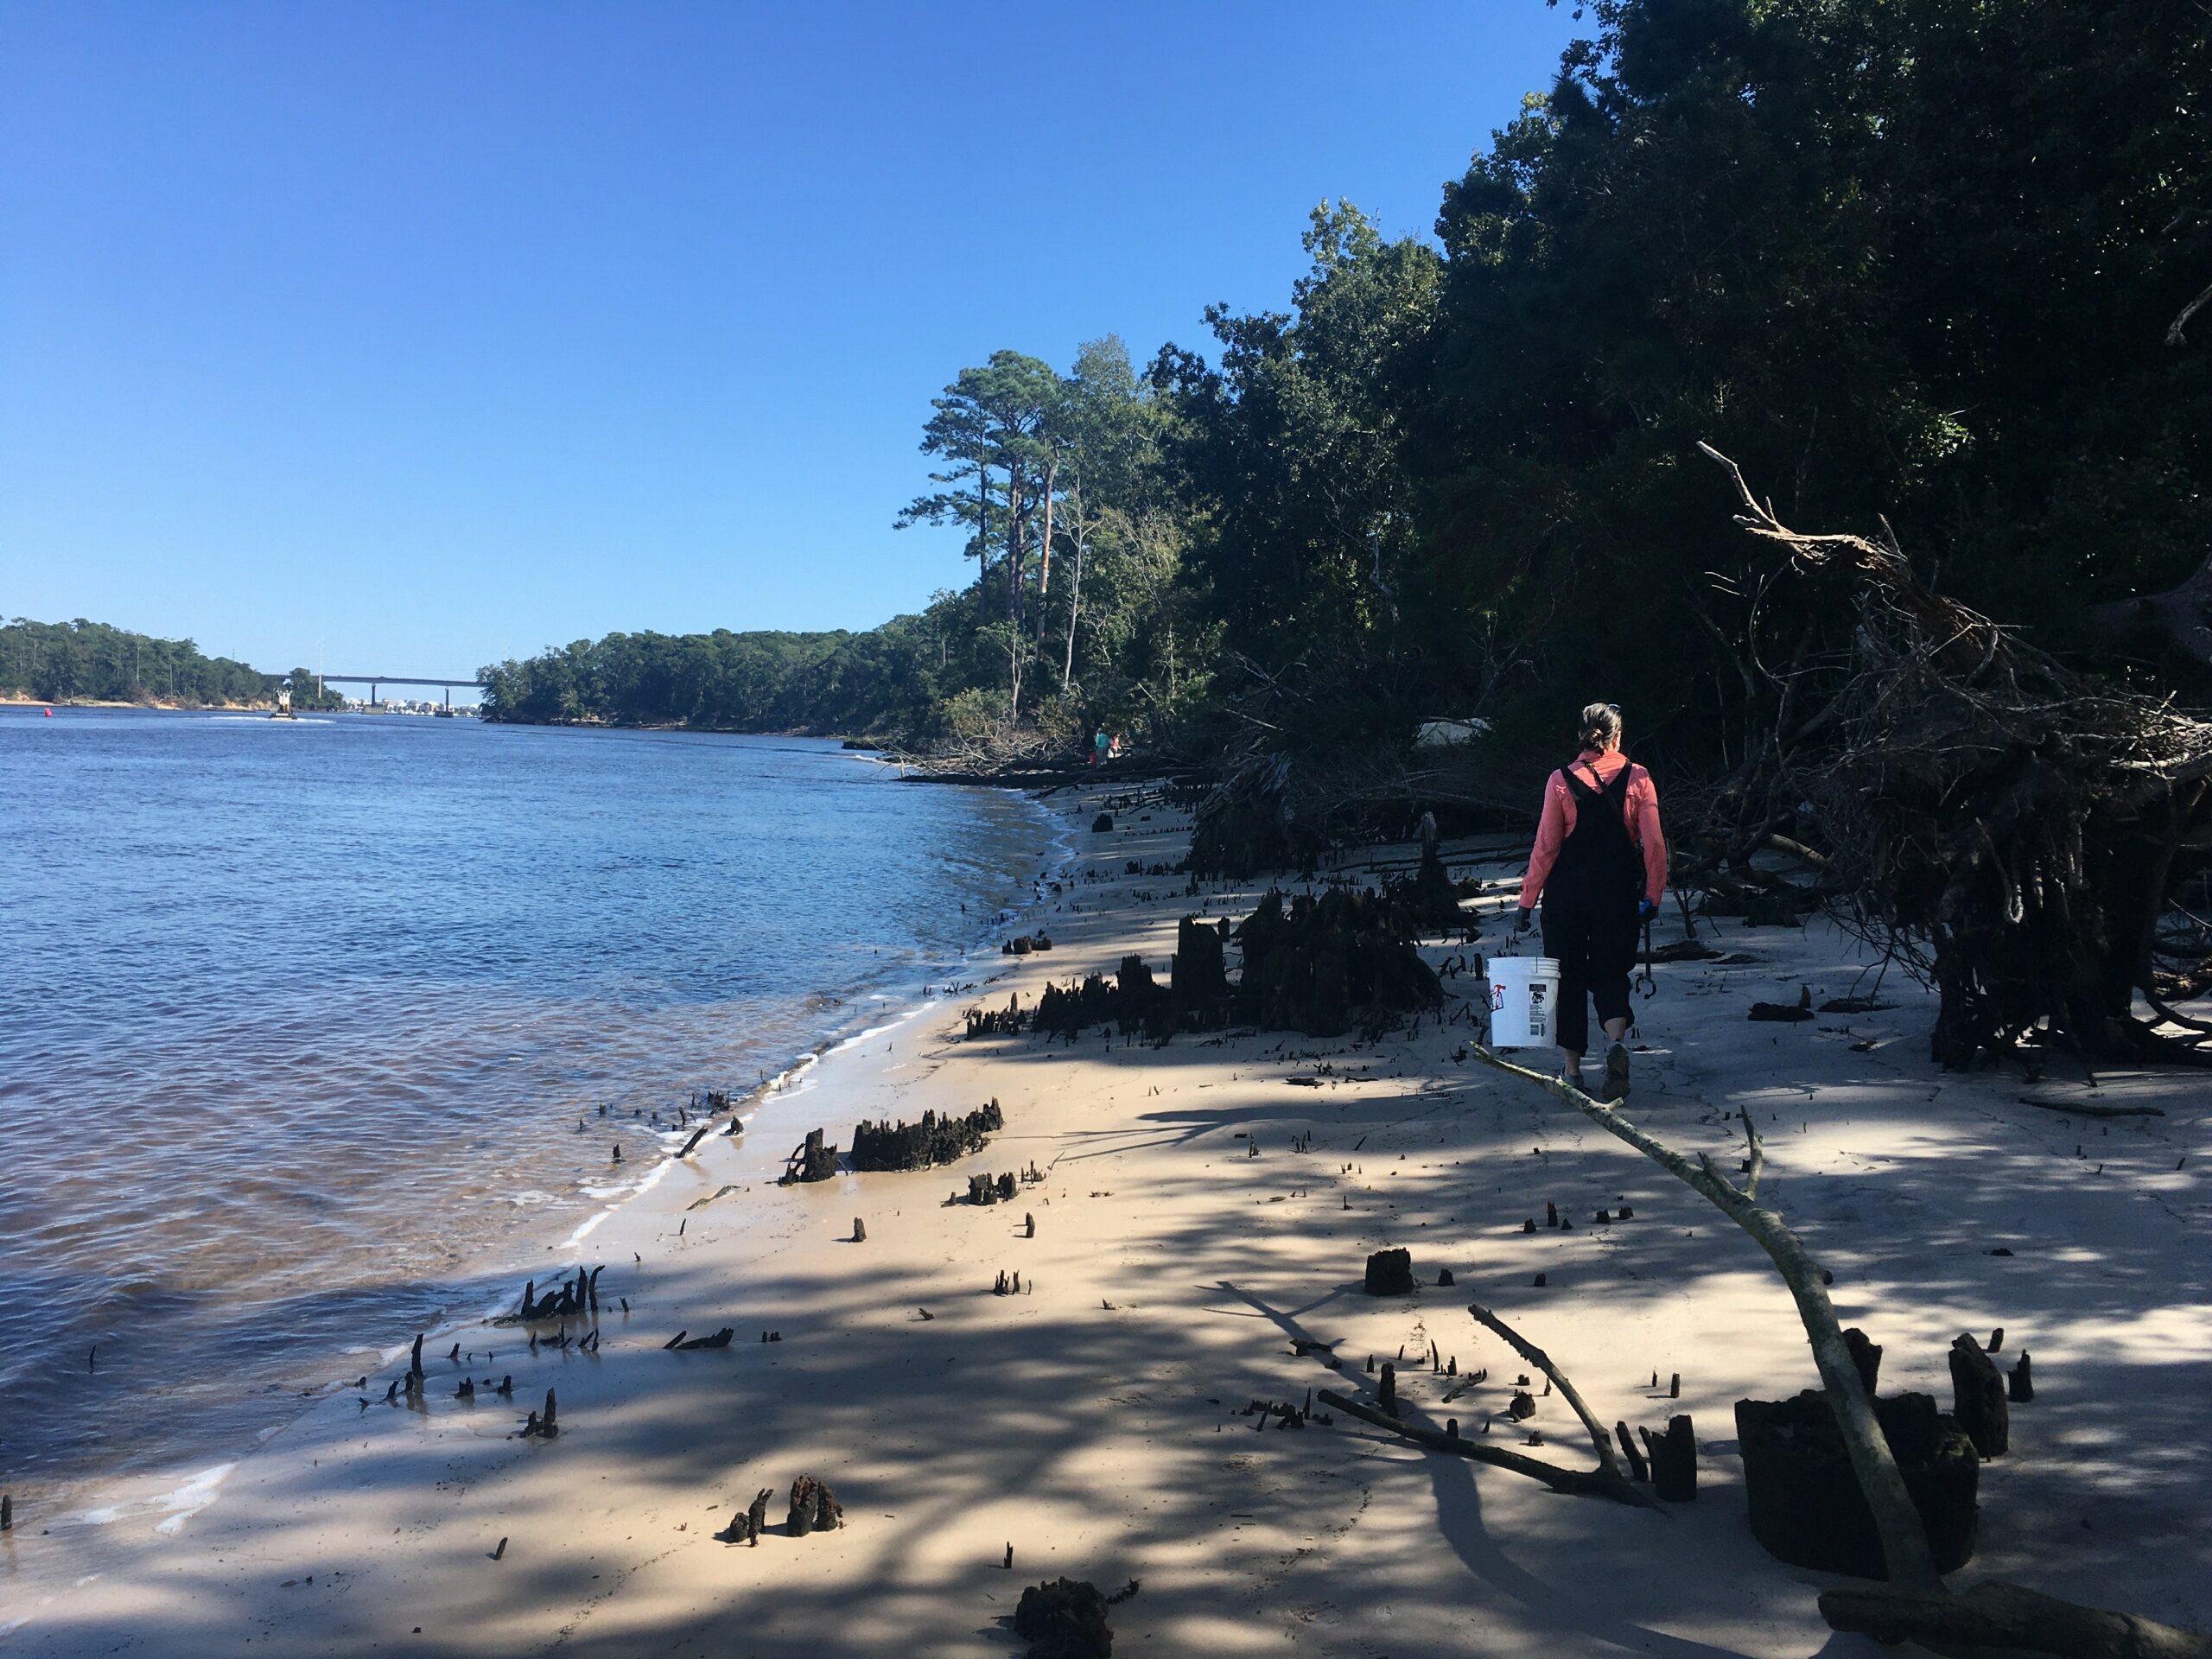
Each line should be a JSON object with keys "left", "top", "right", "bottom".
{"left": 315, "top": 674, "right": 486, "bottom": 709}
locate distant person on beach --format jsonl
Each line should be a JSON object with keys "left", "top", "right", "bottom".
{"left": 1514, "top": 702, "right": 1666, "bottom": 1100}
{"left": 1092, "top": 728, "right": 1109, "bottom": 766}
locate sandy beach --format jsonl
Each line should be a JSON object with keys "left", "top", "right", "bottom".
{"left": 5, "top": 782, "right": 2207, "bottom": 1656}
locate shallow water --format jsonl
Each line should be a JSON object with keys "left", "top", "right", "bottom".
{"left": 0, "top": 709, "right": 1052, "bottom": 1493}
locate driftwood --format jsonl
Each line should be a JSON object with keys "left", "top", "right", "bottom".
{"left": 1321, "top": 1301, "right": 1659, "bottom": 1510}
{"left": 2019, "top": 1096, "right": 2167, "bottom": 1119}
{"left": 1466, "top": 1041, "right": 1940, "bottom": 1586}
{"left": 1320, "top": 1386, "right": 1656, "bottom": 1509}
{"left": 1467, "top": 1039, "right": 2212, "bottom": 1651}
{"left": 1819, "top": 1582, "right": 2212, "bottom": 1659}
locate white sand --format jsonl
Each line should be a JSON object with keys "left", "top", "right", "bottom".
{"left": 3, "top": 788, "right": 2207, "bottom": 1656}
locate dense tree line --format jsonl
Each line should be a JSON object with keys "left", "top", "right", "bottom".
{"left": 0, "top": 616, "right": 338, "bottom": 709}
{"left": 484, "top": 0, "right": 2210, "bottom": 770}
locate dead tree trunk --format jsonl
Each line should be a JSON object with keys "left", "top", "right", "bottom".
{"left": 1467, "top": 1042, "right": 1940, "bottom": 1589}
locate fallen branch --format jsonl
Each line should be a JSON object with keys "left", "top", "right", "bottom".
{"left": 1316, "top": 1389, "right": 1658, "bottom": 1509}
{"left": 1820, "top": 1582, "right": 2212, "bottom": 1659}
{"left": 2018, "top": 1096, "right": 2167, "bottom": 1119}
{"left": 1465, "top": 1302, "right": 1634, "bottom": 1490}
{"left": 1465, "top": 1041, "right": 1940, "bottom": 1589}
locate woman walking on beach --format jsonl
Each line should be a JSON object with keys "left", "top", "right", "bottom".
{"left": 1514, "top": 702, "right": 1667, "bottom": 1100}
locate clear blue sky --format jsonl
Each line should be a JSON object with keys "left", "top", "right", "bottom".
{"left": 1, "top": 1, "right": 1577, "bottom": 682}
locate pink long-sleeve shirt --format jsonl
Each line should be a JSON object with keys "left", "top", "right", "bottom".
{"left": 1518, "top": 749, "right": 1668, "bottom": 909}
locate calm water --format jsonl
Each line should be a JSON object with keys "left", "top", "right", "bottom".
{"left": 0, "top": 709, "right": 1053, "bottom": 1495}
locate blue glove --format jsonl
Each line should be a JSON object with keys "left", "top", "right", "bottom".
{"left": 1637, "top": 899, "right": 1659, "bottom": 921}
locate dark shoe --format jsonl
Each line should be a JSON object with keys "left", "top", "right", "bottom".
{"left": 1598, "top": 1042, "right": 1630, "bottom": 1103}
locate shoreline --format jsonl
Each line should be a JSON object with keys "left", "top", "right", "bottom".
{"left": 0, "top": 751, "right": 1065, "bottom": 1535}
{"left": 5, "top": 785, "right": 2206, "bottom": 1655}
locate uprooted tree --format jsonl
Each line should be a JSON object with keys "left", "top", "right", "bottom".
{"left": 1695, "top": 444, "right": 2212, "bottom": 1069}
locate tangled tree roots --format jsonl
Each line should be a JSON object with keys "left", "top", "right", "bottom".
{"left": 1700, "top": 445, "right": 2212, "bottom": 1069}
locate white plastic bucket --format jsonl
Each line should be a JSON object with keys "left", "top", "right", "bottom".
{"left": 1488, "top": 956, "right": 1561, "bottom": 1049}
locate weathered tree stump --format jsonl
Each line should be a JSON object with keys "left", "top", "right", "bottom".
{"left": 783, "top": 1128, "right": 839, "bottom": 1184}
{"left": 1173, "top": 915, "right": 1231, "bottom": 1024}
{"left": 1737, "top": 1391, "right": 1978, "bottom": 1577}
{"left": 1843, "top": 1326, "right": 1883, "bottom": 1395}
{"left": 1509, "top": 1389, "right": 1536, "bottom": 1421}
{"left": 969, "top": 1173, "right": 996, "bottom": 1205}
{"left": 1614, "top": 1422, "right": 1649, "bottom": 1481}
{"left": 1641, "top": 1414, "right": 1697, "bottom": 1501}
{"left": 851, "top": 1100, "right": 1004, "bottom": 1172}
{"left": 1948, "top": 1332, "right": 2009, "bottom": 1457}
{"left": 2008, "top": 1351, "right": 2034, "bottom": 1403}
{"left": 1013, "top": 1576, "right": 1112, "bottom": 1659}
{"left": 1091, "top": 813, "right": 1114, "bottom": 832}
{"left": 851, "top": 1217, "right": 867, "bottom": 1243}
{"left": 786, "top": 1475, "right": 843, "bottom": 1537}
{"left": 1379, "top": 1363, "right": 1396, "bottom": 1414}
{"left": 1363, "top": 1248, "right": 1415, "bottom": 1296}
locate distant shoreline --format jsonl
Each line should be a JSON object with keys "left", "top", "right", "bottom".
{"left": 0, "top": 692, "right": 277, "bottom": 712}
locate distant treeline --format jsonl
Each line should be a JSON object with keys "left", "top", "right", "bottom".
{"left": 0, "top": 616, "right": 340, "bottom": 709}
{"left": 489, "top": 0, "right": 2210, "bottom": 765}
{"left": 476, "top": 622, "right": 954, "bottom": 734}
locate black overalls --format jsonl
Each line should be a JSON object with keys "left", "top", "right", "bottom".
{"left": 1540, "top": 760, "right": 1642, "bottom": 1056}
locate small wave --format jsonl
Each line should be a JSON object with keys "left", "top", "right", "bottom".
{"left": 152, "top": 1462, "right": 235, "bottom": 1533}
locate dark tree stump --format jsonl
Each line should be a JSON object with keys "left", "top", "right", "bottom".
{"left": 1642, "top": 1414, "right": 1697, "bottom": 1501}
{"left": 1736, "top": 1391, "right": 1978, "bottom": 1577}
{"left": 786, "top": 1475, "right": 843, "bottom": 1537}
{"left": 1173, "top": 915, "right": 1231, "bottom": 1022}
{"left": 1091, "top": 813, "right": 1114, "bottom": 833}
{"left": 1379, "top": 1363, "right": 1396, "bottom": 1415}
{"left": 1013, "top": 1576, "right": 1112, "bottom": 1659}
{"left": 2008, "top": 1351, "right": 2033, "bottom": 1403}
{"left": 1843, "top": 1327, "right": 1883, "bottom": 1395}
{"left": 784, "top": 1128, "right": 838, "bottom": 1184}
{"left": 1948, "top": 1332, "right": 2009, "bottom": 1458}
{"left": 1363, "top": 1248, "right": 1415, "bottom": 1296}
{"left": 850, "top": 1100, "right": 1005, "bottom": 1172}
{"left": 1614, "top": 1421, "right": 1649, "bottom": 1481}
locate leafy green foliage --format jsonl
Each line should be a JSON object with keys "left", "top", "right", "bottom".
{"left": 0, "top": 617, "right": 327, "bottom": 708}
{"left": 483, "top": 0, "right": 2209, "bottom": 764}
